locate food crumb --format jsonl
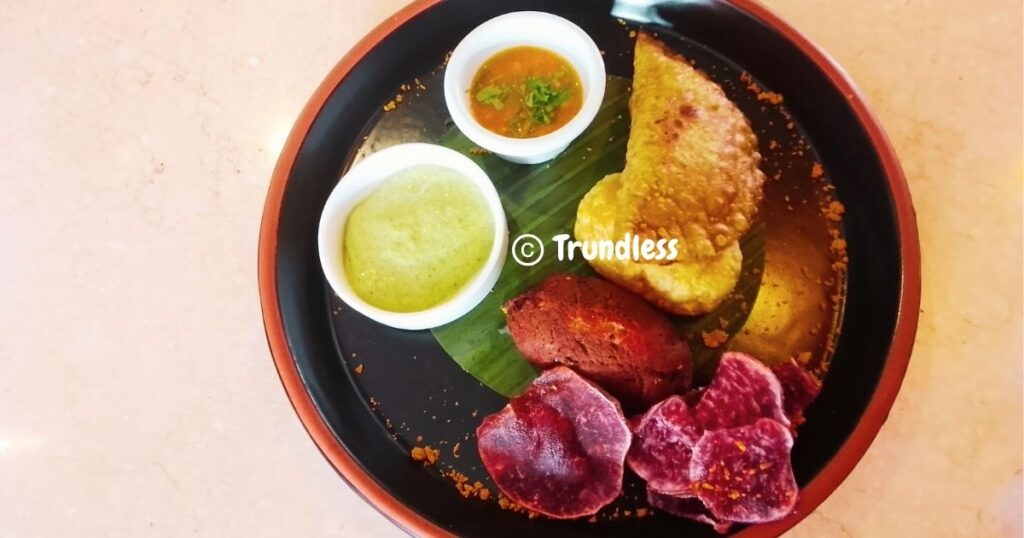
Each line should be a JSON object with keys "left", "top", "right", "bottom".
{"left": 452, "top": 442, "right": 461, "bottom": 458}
{"left": 811, "top": 162, "right": 824, "bottom": 179}
{"left": 410, "top": 445, "right": 440, "bottom": 465}
{"left": 354, "top": 364, "right": 364, "bottom": 375}
{"left": 636, "top": 507, "right": 650, "bottom": 518}
{"left": 757, "top": 91, "right": 784, "bottom": 105}
{"left": 701, "top": 330, "right": 729, "bottom": 349}
{"left": 495, "top": 493, "right": 537, "bottom": 517}
{"left": 824, "top": 201, "right": 845, "bottom": 222}
{"left": 629, "top": 30, "right": 637, "bottom": 38}
{"left": 382, "top": 100, "right": 397, "bottom": 112}
{"left": 468, "top": 146, "right": 490, "bottom": 155}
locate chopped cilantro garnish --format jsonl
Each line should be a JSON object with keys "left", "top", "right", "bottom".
{"left": 522, "top": 77, "right": 572, "bottom": 124}
{"left": 475, "top": 85, "right": 507, "bottom": 110}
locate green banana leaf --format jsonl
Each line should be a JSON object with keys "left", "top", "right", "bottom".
{"left": 431, "top": 76, "right": 764, "bottom": 397}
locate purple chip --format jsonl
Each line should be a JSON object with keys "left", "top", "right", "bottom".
{"left": 693, "top": 352, "right": 790, "bottom": 431}
{"left": 626, "top": 396, "right": 702, "bottom": 494}
{"left": 771, "top": 358, "right": 822, "bottom": 425}
{"left": 689, "top": 418, "right": 798, "bottom": 523}
{"left": 476, "top": 367, "right": 632, "bottom": 519}
{"left": 647, "top": 489, "right": 732, "bottom": 534}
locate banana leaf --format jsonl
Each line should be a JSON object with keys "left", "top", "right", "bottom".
{"left": 431, "top": 76, "right": 764, "bottom": 397}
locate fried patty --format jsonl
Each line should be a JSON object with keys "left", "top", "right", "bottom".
{"left": 503, "top": 274, "right": 692, "bottom": 408}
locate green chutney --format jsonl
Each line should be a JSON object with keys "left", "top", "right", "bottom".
{"left": 343, "top": 165, "right": 494, "bottom": 312}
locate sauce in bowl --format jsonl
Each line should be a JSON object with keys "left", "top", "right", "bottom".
{"left": 342, "top": 164, "right": 495, "bottom": 313}
{"left": 469, "top": 46, "right": 583, "bottom": 138}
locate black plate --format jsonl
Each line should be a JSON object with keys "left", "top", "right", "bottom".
{"left": 259, "top": 1, "right": 920, "bottom": 536}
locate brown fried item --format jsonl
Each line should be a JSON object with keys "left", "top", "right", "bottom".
{"left": 575, "top": 173, "right": 742, "bottom": 315}
{"left": 503, "top": 274, "right": 691, "bottom": 408}
{"left": 574, "top": 33, "right": 764, "bottom": 315}
{"left": 616, "top": 33, "right": 765, "bottom": 261}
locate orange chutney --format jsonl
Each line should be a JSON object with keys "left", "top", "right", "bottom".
{"left": 469, "top": 46, "right": 583, "bottom": 138}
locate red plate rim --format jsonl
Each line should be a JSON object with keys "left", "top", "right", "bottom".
{"left": 257, "top": 1, "right": 922, "bottom": 536}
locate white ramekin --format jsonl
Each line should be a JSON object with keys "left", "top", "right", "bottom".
{"left": 443, "top": 12, "right": 606, "bottom": 164}
{"left": 317, "top": 143, "right": 508, "bottom": 331}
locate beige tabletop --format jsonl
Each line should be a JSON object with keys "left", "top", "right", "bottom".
{"left": 1, "top": 0, "right": 1021, "bottom": 536}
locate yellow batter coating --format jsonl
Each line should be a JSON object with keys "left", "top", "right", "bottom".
{"left": 575, "top": 174, "right": 742, "bottom": 316}
{"left": 574, "top": 33, "right": 763, "bottom": 315}
{"left": 617, "top": 33, "right": 764, "bottom": 261}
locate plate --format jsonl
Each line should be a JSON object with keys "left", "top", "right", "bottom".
{"left": 258, "top": 1, "right": 920, "bottom": 536}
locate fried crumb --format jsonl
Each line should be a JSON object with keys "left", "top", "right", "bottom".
{"left": 636, "top": 507, "right": 650, "bottom": 518}
{"left": 718, "top": 317, "right": 729, "bottom": 329}
{"left": 768, "top": 140, "right": 779, "bottom": 150}
{"left": 757, "top": 91, "right": 784, "bottom": 105}
{"left": 444, "top": 470, "right": 493, "bottom": 502}
{"left": 830, "top": 238, "right": 848, "bottom": 254}
{"left": 823, "top": 201, "right": 845, "bottom": 222}
{"left": 395, "top": 94, "right": 403, "bottom": 103}
{"left": 811, "top": 162, "right": 824, "bottom": 179}
{"left": 495, "top": 493, "right": 537, "bottom": 517}
{"left": 354, "top": 364, "right": 364, "bottom": 375}
{"left": 382, "top": 100, "right": 397, "bottom": 112}
{"left": 629, "top": 30, "right": 637, "bottom": 38}
{"left": 588, "top": 516, "right": 598, "bottom": 523}
{"left": 410, "top": 445, "right": 440, "bottom": 465}
{"left": 452, "top": 442, "right": 461, "bottom": 458}
{"left": 740, "top": 71, "right": 763, "bottom": 95}
{"left": 701, "top": 330, "right": 729, "bottom": 349}
{"left": 468, "top": 146, "right": 490, "bottom": 156}
{"left": 368, "top": 396, "right": 379, "bottom": 410}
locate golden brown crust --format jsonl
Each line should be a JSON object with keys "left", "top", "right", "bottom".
{"left": 575, "top": 174, "right": 743, "bottom": 315}
{"left": 617, "top": 32, "right": 765, "bottom": 261}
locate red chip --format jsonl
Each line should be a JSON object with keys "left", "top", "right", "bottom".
{"left": 689, "top": 418, "right": 798, "bottom": 523}
{"left": 771, "top": 358, "right": 822, "bottom": 425}
{"left": 693, "top": 352, "right": 790, "bottom": 431}
{"left": 627, "top": 396, "right": 701, "bottom": 494}
{"left": 476, "top": 367, "right": 631, "bottom": 519}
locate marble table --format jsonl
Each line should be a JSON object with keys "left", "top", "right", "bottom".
{"left": 1, "top": 1, "right": 1020, "bottom": 536}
